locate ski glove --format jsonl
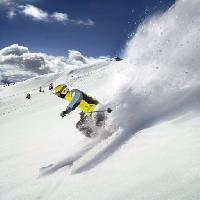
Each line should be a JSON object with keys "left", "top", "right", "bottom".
{"left": 60, "top": 111, "right": 67, "bottom": 117}
{"left": 60, "top": 107, "right": 73, "bottom": 117}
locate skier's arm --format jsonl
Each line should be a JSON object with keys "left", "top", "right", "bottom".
{"left": 66, "top": 89, "right": 83, "bottom": 113}
{"left": 60, "top": 89, "right": 83, "bottom": 117}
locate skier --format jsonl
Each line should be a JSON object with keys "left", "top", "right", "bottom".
{"left": 49, "top": 83, "right": 53, "bottom": 90}
{"left": 39, "top": 86, "right": 45, "bottom": 92}
{"left": 54, "top": 84, "right": 110, "bottom": 137}
{"left": 26, "top": 93, "right": 31, "bottom": 99}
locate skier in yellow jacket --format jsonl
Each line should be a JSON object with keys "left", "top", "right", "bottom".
{"left": 54, "top": 84, "right": 109, "bottom": 137}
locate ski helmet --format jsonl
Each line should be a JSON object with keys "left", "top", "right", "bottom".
{"left": 54, "top": 84, "right": 69, "bottom": 98}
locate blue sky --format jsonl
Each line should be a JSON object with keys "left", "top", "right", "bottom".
{"left": 0, "top": 0, "right": 175, "bottom": 57}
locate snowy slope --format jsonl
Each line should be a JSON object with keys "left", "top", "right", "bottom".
{"left": 1, "top": 0, "right": 200, "bottom": 199}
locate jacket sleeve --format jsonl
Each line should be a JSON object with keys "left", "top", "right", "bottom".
{"left": 66, "top": 89, "right": 83, "bottom": 112}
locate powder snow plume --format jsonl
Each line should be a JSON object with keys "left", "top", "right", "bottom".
{"left": 108, "top": 0, "right": 200, "bottom": 130}
{"left": 87, "top": 0, "right": 200, "bottom": 169}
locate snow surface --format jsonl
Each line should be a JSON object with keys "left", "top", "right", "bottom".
{"left": 1, "top": 0, "right": 200, "bottom": 199}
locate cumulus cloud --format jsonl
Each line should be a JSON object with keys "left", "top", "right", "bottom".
{"left": 0, "top": 44, "right": 108, "bottom": 84}
{"left": 66, "top": 50, "right": 108, "bottom": 65}
{"left": 67, "top": 50, "right": 87, "bottom": 64}
{"left": 0, "top": 44, "right": 66, "bottom": 83}
{"left": 0, "top": 44, "right": 28, "bottom": 56}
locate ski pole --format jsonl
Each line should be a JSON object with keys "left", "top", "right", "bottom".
{"left": 87, "top": 108, "right": 112, "bottom": 114}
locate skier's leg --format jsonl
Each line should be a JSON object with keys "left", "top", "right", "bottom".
{"left": 94, "top": 112, "right": 106, "bottom": 127}
{"left": 76, "top": 113, "right": 93, "bottom": 137}
{"left": 93, "top": 104, "right": 107, "bottom": 127}
{"left": 76, "top": 112, "right": 85, "bottom": 129}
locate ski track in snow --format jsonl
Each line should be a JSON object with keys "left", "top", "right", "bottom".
{"left": 39, "top": 126, "right": 115, "bottom": 176}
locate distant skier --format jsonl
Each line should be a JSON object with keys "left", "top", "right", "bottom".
{"left": 26, "top": 93, "right": 31, "bottom": 99}
{"left": 54, "top": 84, "right": 111, "bottom": 137}
{"left": 49, "top": 83, "right": 53, "bottom": 90}
{"left": 39, "top": 86, "right": 44, "bottom": 92}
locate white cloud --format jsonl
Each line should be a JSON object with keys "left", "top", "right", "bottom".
{"left": 19, "top": 4, "right": 48, "bottom": 21}
{"left": 51, "top": 12, "right": 68, "bottom": 22}
{"left": 0, "top": 44, "right": 65, "bottom": 83}
{"left": 0, "top": 44, "right": 28, "bottom": 56}
{"left": 3, "top": 3, "right": 95, "bottom": 26}
{"left": 0, "top": 44, "right": 108, "bottom": 84}
{"left": 67, "top": 50, "right": 87, "bottom": 64}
